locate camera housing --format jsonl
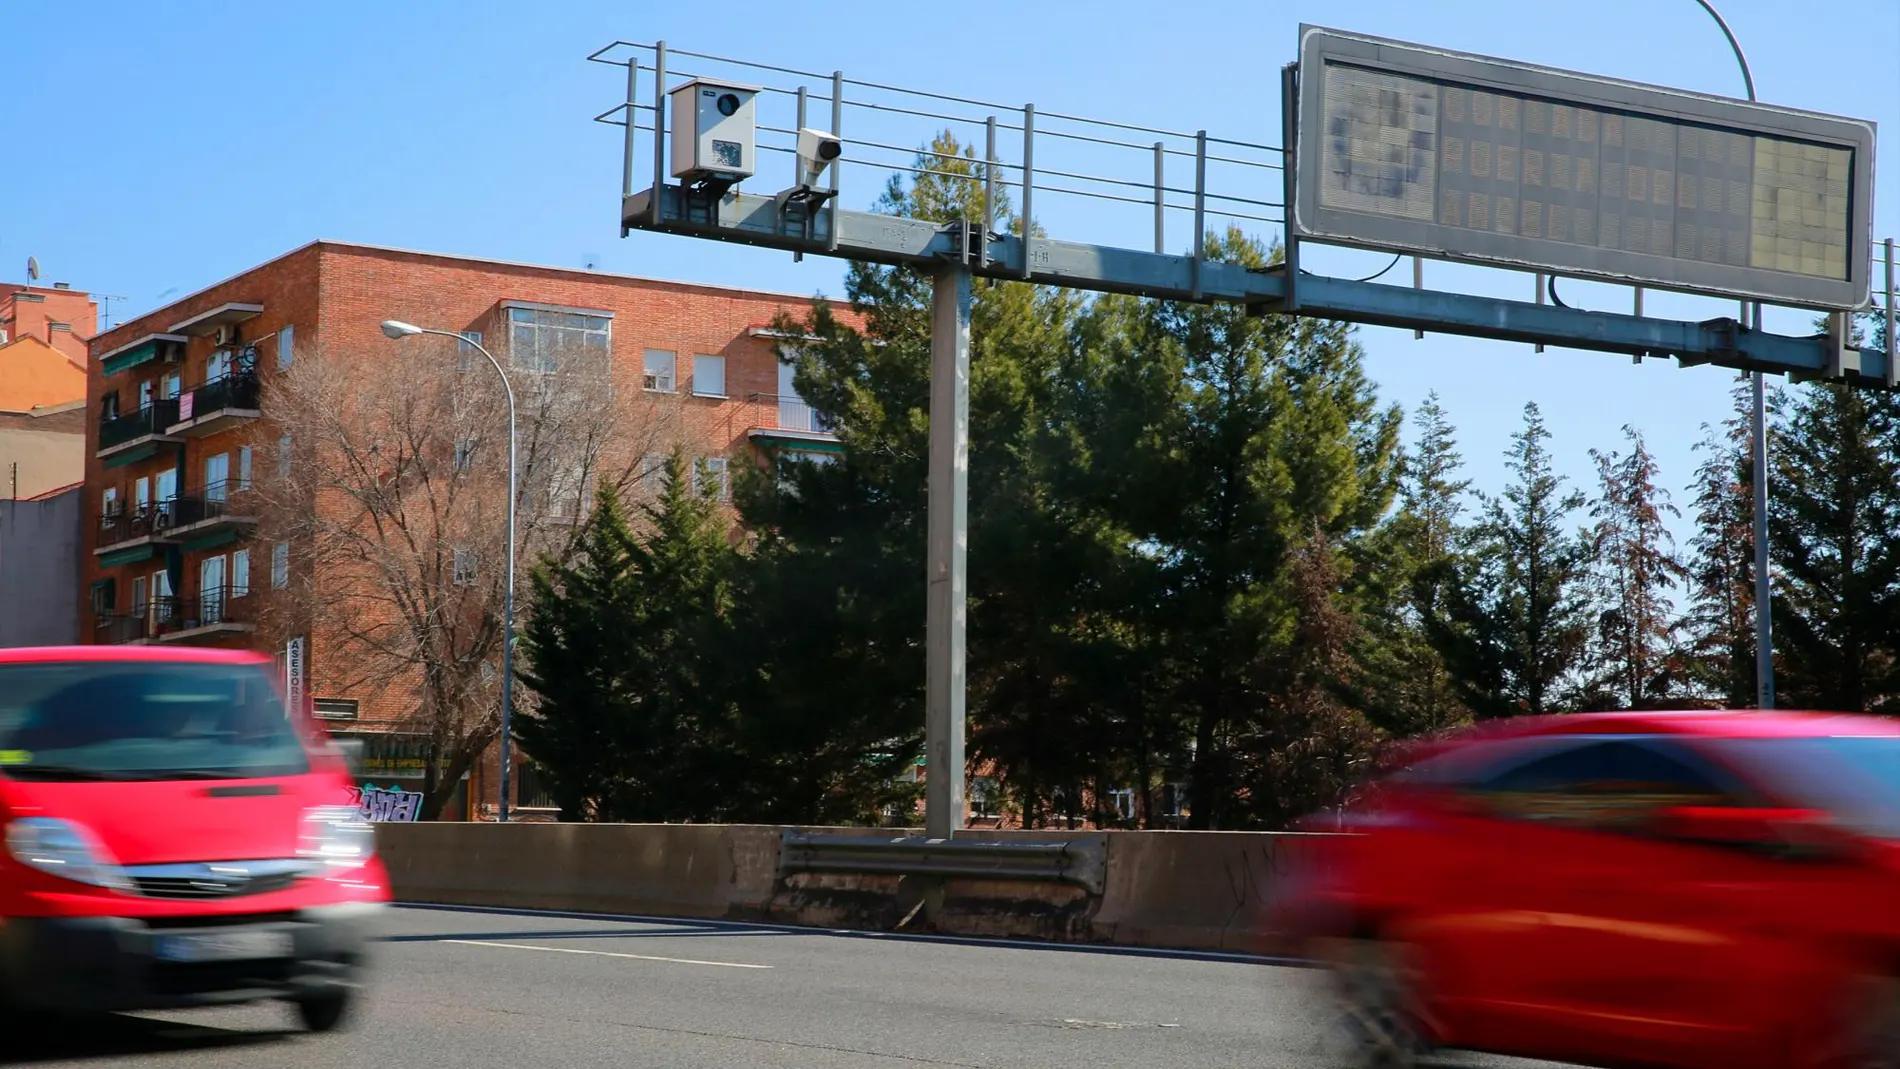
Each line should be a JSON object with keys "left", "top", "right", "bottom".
{"left": 796, "top": 128, "right": 843, "bottom": 188}
{"left": 668, "top": 79, "right": 759, "bottom": 183}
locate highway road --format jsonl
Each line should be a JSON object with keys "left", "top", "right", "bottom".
{"left": 3, "top": 905, "right": 1568, "bottom": 1068}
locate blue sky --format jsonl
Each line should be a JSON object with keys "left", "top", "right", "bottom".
{"left": 5, "top": 0, "right": 1896, "bottom": 532}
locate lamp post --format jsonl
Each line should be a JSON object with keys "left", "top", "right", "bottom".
{"left": 381, "top": 319, "right": 518, "bottom": 823}
{"left": 1689, "top": 0, "right": 1773, "bottom": 710}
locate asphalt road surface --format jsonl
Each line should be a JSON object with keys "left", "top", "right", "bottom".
{"left": 1, "top": 905, "right": 1573, "bottom": 1068}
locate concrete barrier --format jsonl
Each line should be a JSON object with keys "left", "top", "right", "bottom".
{"left": 374, "top": 823, "right": 1337, "bottom": 956}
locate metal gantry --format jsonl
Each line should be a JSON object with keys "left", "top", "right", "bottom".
{"left": 590, "top": 38, "right": 1899, "bottom": 838}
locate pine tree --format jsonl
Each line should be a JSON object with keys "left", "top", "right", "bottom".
{"left": 515, "top": 481, "right": 642, "bottom": 821}
{"left": 1436, "top": 403, "right": 1592, "bottom": 717}
{"left": 1683, "top": 377, "right": 1758, "bottom": 707}
{"left": 516, "top": 451, "right": 743, "bottom": 822}
{"left": 1354, "top": 393, "right": 1475, "bottom": 735}
{"left": 1584, "top": 426, "right": 1686, "bottom": 709}
{"left": 1769, "top": 369, "right": 1900, "bottom": 713}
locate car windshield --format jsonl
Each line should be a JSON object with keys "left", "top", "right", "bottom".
{"left": 0, "top": 661, "right": 309, "bottom": 782}
{"left": 1710, "top": 736, "right": 1900, "bottom": 840}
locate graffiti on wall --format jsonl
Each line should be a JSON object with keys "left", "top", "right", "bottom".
{"left": 348, "top": 783, "right": 424, "bottom": 823}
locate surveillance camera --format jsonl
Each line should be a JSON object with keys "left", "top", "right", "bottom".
{"left": 797, "top": 128, "right": 843, "bottom": 187}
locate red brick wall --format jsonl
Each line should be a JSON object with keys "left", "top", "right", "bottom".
{"left": 3, "top": 286, "right": 98, "bottom": 366}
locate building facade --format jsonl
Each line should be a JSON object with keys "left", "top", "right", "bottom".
{"left": 1, "top": 282, "right": 97, "bottom": 366}
{"left": 81, "top": 240, "right": 842, "bottom": 819}
{"left": 0, "top": 484, "right": 82, "bottom": 647}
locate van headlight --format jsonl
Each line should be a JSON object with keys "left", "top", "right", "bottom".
{"left": 6, "top": 818, "right": 133, "bottom": 893}
{"left": 298, "top": 805, "right": 376, "bottom": 871}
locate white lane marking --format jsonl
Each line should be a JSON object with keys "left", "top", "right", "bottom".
{"left": 442, "top": 939, "right": 773, "bottom": 970}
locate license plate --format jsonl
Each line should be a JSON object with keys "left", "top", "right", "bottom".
{"left": 153, "top": 929, "right": 294, "bottom": 964}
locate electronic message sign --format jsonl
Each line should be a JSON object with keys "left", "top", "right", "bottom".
{"left": 1293, "top": 26, "right": 1877, "bottom": 309}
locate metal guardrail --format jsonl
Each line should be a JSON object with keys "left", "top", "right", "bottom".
{"left": 778, "top": 832, "right": 1106, "bottom": 895}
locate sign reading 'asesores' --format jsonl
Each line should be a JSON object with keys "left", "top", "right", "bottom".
{"left": 1293, "top": 27, "right": 1877, "bottom": 309}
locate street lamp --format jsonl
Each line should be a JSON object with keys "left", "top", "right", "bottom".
{"left": 380, "top": 319, "right": 519, "bottom": 823}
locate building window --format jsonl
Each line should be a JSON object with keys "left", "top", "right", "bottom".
{"left": 452, "top": 548, "right": 479, "bottom": 586}
{"left": 133, "top": 477, "right": 150, "bottom": 512}
{"left": 232, "top": 548, "right": 251, "bottom": 597}
{"left": 100, "top": 486, "right": 119, "bottom": 517}
{"left": 138, "top": 380, "right": 154, "bottom": 411}
{"left": 272, "top": 542, "right": 289, "bottom": 589}
{"left": 154, "top": 468, "right": 176, "bottom": 508}
{"left": 1109, "top": 788, "right": 1136, "bottom": 822}
{"left": 642, "top": 453, "right": 667, "bottom": 496}
{"left": 696, "top": 457, "right": 730, "bottom": 500}
{"left": 970, "top": 777, "right": 999, "bottom": 819}
{"left": 207, "top": 348, "right": 234, "bottom": 383}
{"left": 643, "top": 349, "right": 676, "bottom": 392}
{"left": 313, "top": 698, "right": 359, "bottom": 721}
{"left": 454, "top": 437, "right": 476, "bottom": 472}
{"left": 277, "top": 325, "right": 294, "bottom": 370}
{"left": 506, "top": 306, "right": 609, "bottom": 374}
{"left": 278, "top": 435, "right": 292, "bottom": 478}
{"left": 237, "top": 446, "right": 253, "bottom": 490}
{"left": 205, "top": 452, "right": 230, "bottom": 502}
{"left": 692, "top": 355, "right": 726, "bottom": 398}
{"left": 160, "top": 372, "right": 181, "bottom": 400}
{"left": 89, "top": 579, "right": 115, "bottom": 616}
{"left": 454, "top": 330, "right": 484, "bottom": 372}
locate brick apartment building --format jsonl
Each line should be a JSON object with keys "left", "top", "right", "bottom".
{"left": 81, "top": 240, "right": 844, "bottom": 819}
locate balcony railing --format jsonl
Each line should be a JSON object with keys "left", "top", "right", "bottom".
{"left": 96, "top": 484, "right": 254, "bottom": 549}
{"left": 98, "top": 399, "right": 181, "bottom": 450}
{"left": 95, "top": 613, "right": 153, "bottom": 645}
{"left": 151, "top": 585, "right": 255, "bottom": 639}
{"left": 745, "top": 393, "right": 838, "bottom": 435}
{"left": 177, "top": 372, "right": 260, "bottom": 421}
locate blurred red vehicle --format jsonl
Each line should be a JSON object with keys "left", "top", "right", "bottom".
{"left": 0, "top": 646, "right": 387, "bottom": 1030}
{"left": 1298, "top": 710, "right": 1900, "bottom": 1069}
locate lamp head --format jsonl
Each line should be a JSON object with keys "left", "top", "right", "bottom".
{"left": 380, "top": 320, "right": 424, "bottom": 340}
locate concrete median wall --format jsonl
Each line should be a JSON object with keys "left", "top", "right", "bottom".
{"left": 375, "top": 823, "right": 1336, "bottom": 956}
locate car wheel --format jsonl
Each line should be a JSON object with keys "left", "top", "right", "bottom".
{"left": 293, "top": 991, "right": 353, "bottom": 1034}
{"left": 1824, "top": 975, "right": 1900, "bottom": 1069}
{"left": 1326, "top": 935, "right": 1432, "bottom": 1069}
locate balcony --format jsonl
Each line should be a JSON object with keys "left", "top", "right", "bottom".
{"left": 743, "top": 393, "right": 843, "bottom": 453}
{"left": 168, "top": 373, "right": 261, "bottom": 437}
{"left": 152, "top": 585, "right": 256, "bottom": 643}
{"left": 97, "top": 399, "right": 181, "bottom": 462}
{"left": 94, "top": 612, "right": 155, "bottom": 645}
{"left": 94, "top": 486, "right": 256, "bottom": 561}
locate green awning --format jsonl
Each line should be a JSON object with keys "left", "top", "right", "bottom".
{"left": 102, "top": 443, "right": 159, "bottom": 469}
{"left": 756, "top": 434, "right": 847, "bottom": 455}
{"left": 99, "top": 544, "right": 156, "bottom": 567}
{"left": 178, "top": 528, "right": 239, "bottom": 552}
{"left": 101, "top": 341, "right": 159, "bottom": 376}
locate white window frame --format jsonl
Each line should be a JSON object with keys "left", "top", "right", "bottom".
{"left": 160, "top": 372, "right": 181, "bottom": 400}
{"left": 643, "top": 349, "right": 676, "bottom": 393}
{"left": 278, "top": 435, "right": 292, "bottom": 478}
{"left": 237, "top": 446, "right": 253, "bottom": 491}
{"left": 101, "top": 487, "right": 119, "bottom": 517}
{"left": 692, "top": 354, "right": 726, "bottom": 398}
{"left": 204, "top": 452, "right": 230, "bottom": 502}
{"left": 277, "top": 325, "right": 294, "bottom": 370}
{"left": 154, "top": 468, "right": 177, "bottom": 506}
{"left": 271, "top": 542, "right": 289, "bottom": 589}
{"left": 455, "top": 330, "right": 484, "bottom": 373}
{"left": 231, "top": 548, "right": 251, "bottom": 597}
{"left": 134, "top": 476, "right": 151, "bottom": 511}
{"left": 697, "top": 456, "right": 730, "bottom": 500}
{"left": 642, "top": 453, "right": 668, "bottom": 496}
{"left": 504, "top": 304, "right": 611, "bottom": 375}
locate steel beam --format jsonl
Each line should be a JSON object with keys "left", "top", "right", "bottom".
{"left": 621, "top": 186, "right": 1897, "bottom": 387}
{"left": 925, "top": 264, "right": 971, "bottom": 840}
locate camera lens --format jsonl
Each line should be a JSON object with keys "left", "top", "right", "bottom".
{"left": 717, "top": 93, "right": 740, "bottom": 117}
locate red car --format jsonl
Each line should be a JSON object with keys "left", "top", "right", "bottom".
{"left": 1301, "top": 710, "right": 1900, "bottom": 1069}
{"left": 0, "top": 646, "right": 389, "bottom": 1030}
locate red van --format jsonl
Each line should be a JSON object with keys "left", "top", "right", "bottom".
{"left": 0, "top": 645, "right": 389, "bottom": 1031}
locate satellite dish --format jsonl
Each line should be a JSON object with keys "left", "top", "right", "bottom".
{"left": 25, "top": 257, "right": 39, "bottom": 281}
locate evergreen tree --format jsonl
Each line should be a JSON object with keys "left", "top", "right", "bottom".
{"left": 517, "top": 451, "right": 743, "bottom": 822}
{"left": 1435, "top": 403, "right": 1592, "bottom": 717}
{"left": 515, "top": 481, "right": 642, "bottom": 821}
{"left": 1584, "top": 426, "right": 1686, "bottom": 709}
{"left": 1354, "top": 393, "right": 1475, "bottom": 735}
{"left": 1769, "top": 365, "right": 1900, "bottom": 713}
{"left": 1682, "top": 378, "right": 1759, "bottom": 707}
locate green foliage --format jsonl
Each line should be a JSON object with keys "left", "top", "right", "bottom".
{"left": 1682, "top": 378, "right": 1759, "bottom": 707}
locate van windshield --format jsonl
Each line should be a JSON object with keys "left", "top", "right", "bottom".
{"left": 0, "top": 661, "right": 309, "bottom": 782}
